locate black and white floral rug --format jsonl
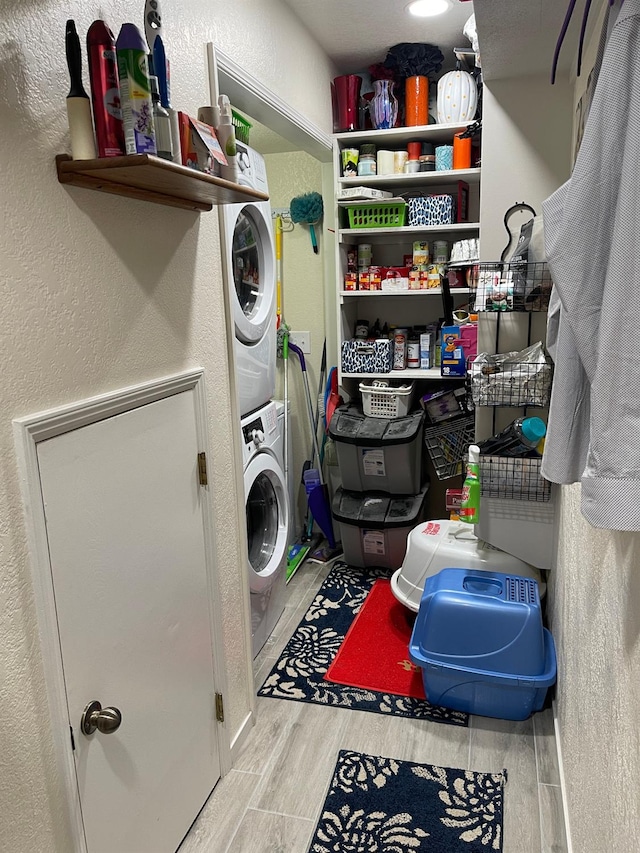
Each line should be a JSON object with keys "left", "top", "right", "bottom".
{"left": 308, "top": 750, "right": 505, "bottom": 852}
{"left": 258, "top": 562, "right": 468, "bottom": 726}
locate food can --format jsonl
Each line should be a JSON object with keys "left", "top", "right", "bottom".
{"left": 393, "top": 328, "right": 408, "bottom": 370}
{"left": 358, "top": 243, "right": 372, "bottom": 269}
{"left": 433, "top": 240, "right": 449, "bottom": 264}
{"left": 407, "top": 340, "right": 420, "bottom": 368}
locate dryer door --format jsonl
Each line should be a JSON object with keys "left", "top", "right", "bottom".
{"left": 244, "top": 450, "right": 288, "bottom": 593}
{"left": 226, "top": 202, "right": 275, "bottom": 345}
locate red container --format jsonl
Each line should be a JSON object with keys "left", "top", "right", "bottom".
{"left": 407, "top": 141, "right": 421, "bottom": 160}
{"left": 332, "top": 75, "right": 362, "bottom": 132}
{"left": 87, "top": 20, "right": 125, "bottom": 158}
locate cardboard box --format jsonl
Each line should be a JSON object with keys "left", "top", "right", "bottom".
{"left": 178, "top": 112, "right": 227, "bottom": 175}
{"left": 441, "top": 325, "right": 466, "bottom": 377}
{"left": 338, "top": 187, "right": 393, "bottom": 200}
{"left": 381, "top": 266, "right": 409, "bottom": 292}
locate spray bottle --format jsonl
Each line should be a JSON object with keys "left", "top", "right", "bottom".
{"left": 87, "top": 20, "right": 125, "bottom": 158}
{"left": 116, "top": 23, "right": 156, "bottom": 154}
{"left": 217, "top": 95, "right": 239, "bottom": 183}
{"left": 459, "top": 444, "right": 480, "bottom": 524}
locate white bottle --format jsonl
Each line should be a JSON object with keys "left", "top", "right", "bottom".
{"left": 217, "top": 94, "right": 238, "bottom": 184}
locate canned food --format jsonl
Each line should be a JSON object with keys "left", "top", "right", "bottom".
{"left": 407, "top": 340, "right": 420, "bottom": 368}
{"left": 393, "top": 328, "right": 408, "bottom": 370}
{"left": 433, "top": 240, "right": 449, "bottom": 264}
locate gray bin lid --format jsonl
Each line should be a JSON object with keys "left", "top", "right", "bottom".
{"left": 328, "top": 404, "right": 425, "bottom": 447}
{"left": 332, "top": 484, "right": 430, "bottom": 529}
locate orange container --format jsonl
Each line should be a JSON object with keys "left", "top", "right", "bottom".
{"left": 405, "top": 76, "right": 429, "bottom": 127}
{"left": 453, "top": 133, "right": 472, "bottom": 169}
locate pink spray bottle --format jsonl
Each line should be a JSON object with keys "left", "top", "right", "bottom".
{"left": 87, "top": 20, "right": 125, "bottom": 158}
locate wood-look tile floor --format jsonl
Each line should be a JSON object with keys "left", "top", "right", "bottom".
{"left": 179, "top": 562, "right": 567, "bottom": 853}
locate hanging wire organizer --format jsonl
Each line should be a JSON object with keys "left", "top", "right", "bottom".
{"left": 431, "top": 254, "right": 554, "bottom": 495}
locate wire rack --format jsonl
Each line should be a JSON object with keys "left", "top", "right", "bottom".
{"left": 424, "top": 415, "right": 476, "bottom": 480}
{"left": 469, "top": 361, "right": 553, "bottom": 407}
{"left": 479, "top": 456, "right": 552, "bottom": 502}
{"left": 468, "top": 261, "right": 553, "bottom": 312}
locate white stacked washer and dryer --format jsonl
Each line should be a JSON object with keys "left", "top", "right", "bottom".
{"left": 220, "top": 141, "right": 289, "bottom": 658}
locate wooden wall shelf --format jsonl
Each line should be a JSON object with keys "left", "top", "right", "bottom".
{"left": 55, "top": 154, "right": 269, "bottom": 212}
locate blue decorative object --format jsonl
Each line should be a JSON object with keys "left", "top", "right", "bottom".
{"left": 309, "top": 750, "right": 505, "bottom": 853}
{"left": 370, "top": 80, "right": 398, "bottom": 130}
{"left": 435, "top": 144, "right": 453, "bottom": 171}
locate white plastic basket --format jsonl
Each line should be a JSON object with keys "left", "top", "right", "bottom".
{"left": 359, "top": 381, "right": 414, "bottom": 419}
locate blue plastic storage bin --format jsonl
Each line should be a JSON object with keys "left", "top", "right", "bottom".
{"left": 410, "top": 568, "right": 556, "bottom": 720}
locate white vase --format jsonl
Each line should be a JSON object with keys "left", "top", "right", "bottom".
{"left": 437, "top": 70, "right": 478, "bottom": 124}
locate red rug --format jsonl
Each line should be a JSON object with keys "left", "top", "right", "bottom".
{"left": 325, "top": 579, "right": 426, "bottom": 699}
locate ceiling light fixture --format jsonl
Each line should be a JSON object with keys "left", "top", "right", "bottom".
{"left": 406, "top": 0, "right": 450, "bottom": 17}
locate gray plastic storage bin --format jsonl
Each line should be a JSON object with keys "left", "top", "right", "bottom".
{"left": 329, "top": 405, "right": 425, "bottom": 494}
{"left": 332, "top": 485, "right": 429, "bottom": 569}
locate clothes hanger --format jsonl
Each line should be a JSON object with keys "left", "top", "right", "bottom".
{"left": 551, "top": 0, "right": 621, "bottom": 84}
{"left": 500, "top": 202, "right": 537, "bottom": 263}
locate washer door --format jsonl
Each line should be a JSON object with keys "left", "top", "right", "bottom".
{"left": 244, "top": 451, "right": 288, "bottom": 593}
{"left": 227, "top": 202, "right": 275, "bottom": 345}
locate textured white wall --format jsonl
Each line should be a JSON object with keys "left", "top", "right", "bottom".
{"left": 549, "top": 487, "right": 640, "bottom": 849}
{"left": 548, "top": 3, "right": 640, "bottom": 849}
{"left": 265, "top": 151, "right": 327, "bottom": 531}
{"left": 479, "top": 74, "right": 573, "bottom": 259}
{"left": 0, "top": 0, "right": 333, "bottom": 848}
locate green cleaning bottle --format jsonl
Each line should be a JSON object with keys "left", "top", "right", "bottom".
{"left": 459, "top": 444, "right": 480, "bottom": 524}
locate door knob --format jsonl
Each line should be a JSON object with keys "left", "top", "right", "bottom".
{"left": 81, "top": 700, "right": 122, "bottom": 735}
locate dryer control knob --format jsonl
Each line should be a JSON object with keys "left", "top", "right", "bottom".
{"left": 252, "top": 429, "right": 265, "bottom": 446}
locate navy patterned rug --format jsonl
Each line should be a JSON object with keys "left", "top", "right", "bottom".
{"left": 258, "top": 562, "right": 468, "bottom": 726}
{"left": 308, "top": 750, "right": 505, "bottom": 853}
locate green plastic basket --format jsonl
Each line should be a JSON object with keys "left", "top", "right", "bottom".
{"left": 231, "top": 109, "right": 252, "bottom": 145}
{"left": 346, "top": 202, "right": 407, "bottom": 229}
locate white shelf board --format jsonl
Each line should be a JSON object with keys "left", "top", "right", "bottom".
{"left": 334, "top": 122, "right": 473, "bottom": 147}
{"left": 338, "top": 222, "right": 480, "bottom": 242}
{"left": 342, "top": 368, "right": 448, "bottom": 381}
{"left": 338, "top": 169, "right": 480, "bottom": 189}
{"left": 339, "top": 288, "right": 472, "bottom": 297}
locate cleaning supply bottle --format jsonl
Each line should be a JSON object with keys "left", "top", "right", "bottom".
{"left": 459, "top": 444, "right": 480, "bottom": 524}
{"left": 65, "top": 20, "right": 97, "bottom": 160}
{"left": 478, "top": 416, "right": 546, "bottom": 457}
{"left": 87, "top": 20, "right": 125, "bottom": 158}
{"left": 217, "top": 94, "right": 238, "bottom": 183}
{"left": 116, "top": 23, "right": 156, "bottom": 154}
{"left": 150, "top": 76, "right": 172, "bottom": 160}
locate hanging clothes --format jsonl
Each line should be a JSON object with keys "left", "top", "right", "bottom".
{"left": 542, "top": 0, "right": 640, "bottom": 530}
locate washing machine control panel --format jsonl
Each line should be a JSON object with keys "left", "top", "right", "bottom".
{"left": 243, "top": 417, "right": 265, "bottom": 449}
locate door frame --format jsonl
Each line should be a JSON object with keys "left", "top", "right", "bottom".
{"left": 13, "top": 369, "right": 229, "bottom": 853}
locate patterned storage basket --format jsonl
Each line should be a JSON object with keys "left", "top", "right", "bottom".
{"left": 341, "top": 339, "right": 393, "bottom": 374}
{"left": 408, "top": 194, "right": 456, "bottom": 227}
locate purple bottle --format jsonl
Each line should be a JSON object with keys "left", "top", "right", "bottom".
{"left": 116, "top": 23, "right": 156, "bottom": 155}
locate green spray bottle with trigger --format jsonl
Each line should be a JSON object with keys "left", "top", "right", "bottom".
{"left": 459, "top": 444, "right": 480, "bottom": 524}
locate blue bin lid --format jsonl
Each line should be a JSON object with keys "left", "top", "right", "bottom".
{"left": 410, "top": 567, "right": 545, "bottom": 676}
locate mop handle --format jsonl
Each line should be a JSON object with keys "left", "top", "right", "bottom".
{"left": 275, "top": 215, "right": 283, "bottom": 329}
{"left": 289, "top": 343, "right": 324, "bottom": 485}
